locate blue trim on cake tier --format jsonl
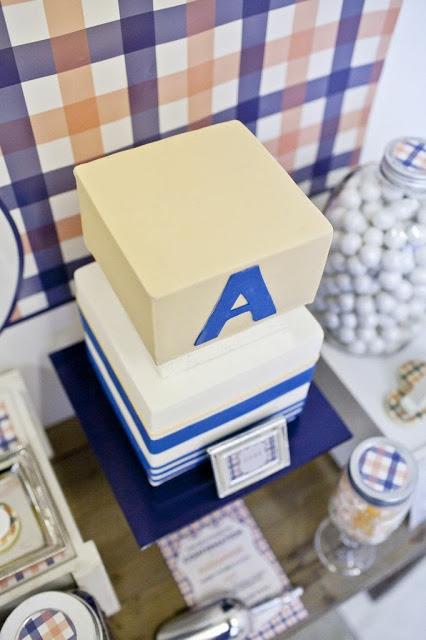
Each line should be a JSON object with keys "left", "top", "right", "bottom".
{"left": 81, "top": 313, "right": 314, "bottom": 455}
{"left": 87, "top": 341, "right": 306, "bottom": 483}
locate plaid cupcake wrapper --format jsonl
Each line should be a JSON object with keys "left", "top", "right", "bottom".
{"left": 0, "top": 0, "right": 402, "bottom": 326}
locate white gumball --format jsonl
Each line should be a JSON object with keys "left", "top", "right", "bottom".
{"left": 388, "top": 198, "right": 419, "bottom": 220}
{"left": 324, "top": 277, "right": 340, "bottom": 295}
{"left": 372, "top": 211, "right": 394, "bottom": 230}
{"left": 340, "top": 232, "right": 362, "bottom": 256}
{"left": 358, "top": 313, "right": 379, "bottom": 328}
{"left": 410, "top": 267, "right": 426, "bottom": 285}
{"left": 341, "top": 313, "right": 357, "bottom": 328}
{"left": 325, "top": 295, "right": 340, "bottom": 313}
{"left": 348, "top": 340, "right": 367, "bottom": 355}
{"left": 392, "top": 304, "right": 409, "bottom": 323}
{"left": 382, "top": 184, "right": 403, "bottom": 202}
{"left": 342, "top": 210, "right": 367, "bottom": 234}
{"left": 376, "top": 291, "right": 394, "bottom": 313}
{"left": 360, "top": 164, "right": 377, "bottom": 179}
{"left": 338, "top": 293, "right": 355, "bottom": 312}
{"left": 327, "top": 205, "right": 346, "bottom": 228}
{"left": 409, "top": 298, "right": 425, "bottom": 318}
{"left": 414, "top": 246, "right": 426, "bottom": 266}
{"left": 382, "top": 326, "right": 402, "bottom": 343}
{"left": 369, "top": 279, "right": 380, "bottom": 295}
{"left": 362, "top": 201, "right": 382, "bottom": 218}
{"left": 369, "top": 337, "right": 386, "bottom": 354}
{"left": 359, "top": 180, "right": 381, "bottom": 202}
{"left": 338, "top": 188, "right": 362, "bottom": 209}
{"left": 357, "top": 326, "right": 376, "bottom": 342}
{"left": 338, "top": 327, "right": 356, "bottom": 344}
{"left": 329, "top": 252, "right": 346, "bottom": 272}
{"left": 383, "top": 227, "right": 407, "bottom": 250}
{"left": 355, "top": 295, "right": 375, "bottom": 315}
{"left": 416, "top": 207, "right": 426, "bottom": 225}
{"left": 323, "top": 311, "right": 340, "bottom": 329}
{"left": 324, "top": 261, "right": 335, "bottom": 275}
{"left": 347, "top": 256, "right": 367, "bottom": 276}
{"left": 378, "top": 271, "right": 401, "bottom": 291}
{"left": 395, "top": 279, "right": 413, "bottom": 301}
{"left": 407, "top": 224, "right": 426, "bottom": 247}
{"left": 377, "top": 313, "right": 396, "bottom": 328}
{"left": 359, "top": 245, "right": 381, "bottom": 269}
{"left": 336, "top": 273, "right": 352, "bottom": 292}
{"left": 353, "top": 275, "right": 374, "bottom": 295}
{"left": 314, "top": 296, "right": 327, "bottom": 312}
{"left": 331, "top": 230, "right": 342, "bottom": 249}
{"left": 382, "top": 249, "right": 403, "bottom": 272}
{"left": 363, "top": 227, "right": 383, "bottom": 246}
{"left": 400, "top": 250, "right": 415, "bottom": 274}
{"left": 416, "top": 285, "right": 426, "bottom": 299}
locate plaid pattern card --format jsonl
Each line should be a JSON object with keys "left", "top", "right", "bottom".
{"left": 0, "top": 0, "right": 401, "bottom": 327}
{"left": 158, "top": 500, "right": 307, "bottom": 639}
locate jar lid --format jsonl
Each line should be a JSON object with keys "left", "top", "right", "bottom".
{"left": 380, "top": 137, "right": 426, "bottom": 192}
{"left": 1, "top": 591, "right": 103, "bottom": 640}
{"left": 348, "top": 437, "right": 418, "bottom": 507}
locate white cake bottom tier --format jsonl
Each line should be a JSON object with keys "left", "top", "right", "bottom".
{"left": 83, "top": 320, "right": 316, "bottom": 485}
{"left": 75, "top": 262, "right": 323, "bottom": 485}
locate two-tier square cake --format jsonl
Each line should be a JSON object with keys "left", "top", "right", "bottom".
{"left": 74, "top": 121, "right": 332, "bottom": 485}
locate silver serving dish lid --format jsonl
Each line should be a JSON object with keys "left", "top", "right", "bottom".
{"left": 156, "top": 597, "right": 251, "bottom": 640}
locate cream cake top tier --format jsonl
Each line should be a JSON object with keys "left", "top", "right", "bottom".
{"left": 75, "top": 121, "right": 332, "bottom": 365}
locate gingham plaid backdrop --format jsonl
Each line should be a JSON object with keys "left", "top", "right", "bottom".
{"left": 0, "top": 0, "right": 402, "bottom": 325}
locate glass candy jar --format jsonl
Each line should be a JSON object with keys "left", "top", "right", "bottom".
{"left": 315, "top": 137, "right": 426, "bottom": 355}
{"left": 315, "top": 437, "right": 417, "bottom": 576}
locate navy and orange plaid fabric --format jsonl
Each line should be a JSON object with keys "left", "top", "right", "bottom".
{"left": 0, "top": 0, "right": 402, "bottom": 324}
{"left": 359, "top": 444, "right": 409, "bottom": 493}
{"left": 17, "top": 608, "right": 77, "bottom": 640}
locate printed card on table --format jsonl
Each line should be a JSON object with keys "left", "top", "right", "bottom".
{"left": 158, "top": 500, "right": 307, "bottom": 639}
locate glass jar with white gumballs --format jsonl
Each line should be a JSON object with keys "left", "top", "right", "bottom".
{"left": 314, "top": 137, "right": 426, "bottom": 356}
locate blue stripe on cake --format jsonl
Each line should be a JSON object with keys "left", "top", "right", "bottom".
{"left": 81, "top": 313, "right": 315, "bottom": 455}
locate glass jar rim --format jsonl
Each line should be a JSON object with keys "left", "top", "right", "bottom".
{"left": 380, "top": 137, "right": 426, "bottom": 193}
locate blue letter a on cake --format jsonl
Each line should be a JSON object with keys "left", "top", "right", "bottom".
{"left": 195, "top": 265, "right": 277, "bottom": 346}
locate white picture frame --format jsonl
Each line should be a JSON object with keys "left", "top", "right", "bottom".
{"left": 208, "top": 413, "right": 291, "bottom": 498}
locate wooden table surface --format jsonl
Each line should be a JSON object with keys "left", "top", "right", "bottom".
{"left": 49, "top": 419, "right": 426, "bottom": 640}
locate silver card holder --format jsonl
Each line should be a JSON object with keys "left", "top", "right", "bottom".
{"left": 0, "top": 446, "right": 69, "bottom": 581}
{"left": 208, "top": 413, "right": 291, "bottom": 498}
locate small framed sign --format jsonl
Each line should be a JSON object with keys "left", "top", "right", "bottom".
{"left": 208, "top": 413, "right": 290, "bottom": 498}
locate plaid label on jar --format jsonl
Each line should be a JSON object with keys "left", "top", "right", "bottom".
{"left": 393, "top": 140, "right": 426, "bottom": 170}
{"left": 359, "top": 444, "right": 409, "bottom": 493}
{"left": 18, "top": 609, "right": 77, "bottom": 640}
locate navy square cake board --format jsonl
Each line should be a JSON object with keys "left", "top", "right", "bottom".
{"left": 51, "top": 342, "right": 351, "bottom": 548}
